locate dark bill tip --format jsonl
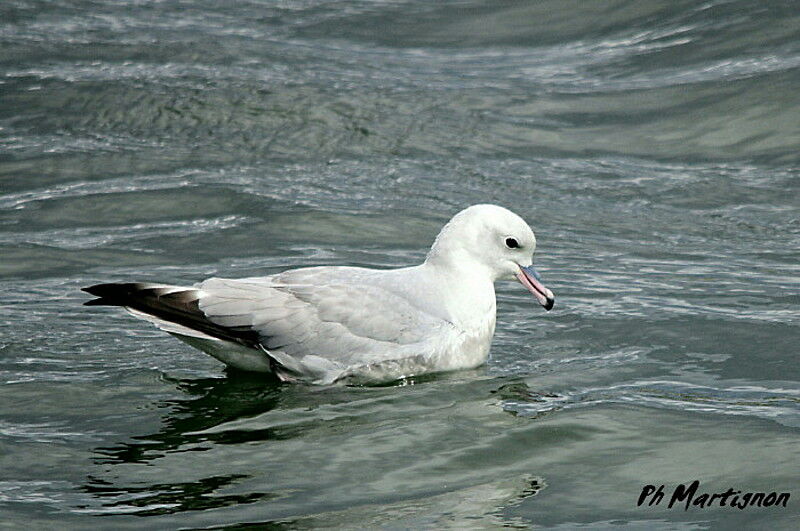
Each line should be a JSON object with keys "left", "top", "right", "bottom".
{"left": 515, "top": 265, "right": 555, "bottom": 311}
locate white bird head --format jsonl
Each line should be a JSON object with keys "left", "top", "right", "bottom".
{"left": 426, "top": 204, "right": 555, "bottom": 310}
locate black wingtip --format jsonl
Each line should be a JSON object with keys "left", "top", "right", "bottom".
{"left": 82, "top": 283, "right": 127, "bottom": 297}
{"left": 79, "top": 281, "right": 262, "bottom": 348}
{"left": 81, "top": 286, "right": 99, "bottom": 298}
{"left": 81, "top": 283, "right": 140, "bottom": 307}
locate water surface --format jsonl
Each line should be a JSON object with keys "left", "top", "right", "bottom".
{"left": 1, "top": 0, "right": 798, "bottom": 528}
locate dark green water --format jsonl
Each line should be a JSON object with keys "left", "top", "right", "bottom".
{"left": 1, "top": 1, "right": 799, "bottom": 528}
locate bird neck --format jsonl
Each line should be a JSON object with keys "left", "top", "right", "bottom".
{"left": 420, "top": 259, "right": 497, "bottom": 331}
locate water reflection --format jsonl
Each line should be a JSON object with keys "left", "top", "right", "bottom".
{"left": 92, "top": 373, "right": 286, "bottom": 465}
{"left": 82, "top": 473, "right": 277, "bottom": 517}
{"left": 81, "top": 373, "right": 289, "bottom": 515}
{"left": 80, "top": 373, "right": 549, "bottom": 524}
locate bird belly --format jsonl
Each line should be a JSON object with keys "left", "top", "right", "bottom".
{"left": 172, "top": 334, "right": 275, "bottom": 373}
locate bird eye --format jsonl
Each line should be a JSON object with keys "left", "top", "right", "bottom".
{"left": 505, "top": 237, "right": 520, "bottom": 249}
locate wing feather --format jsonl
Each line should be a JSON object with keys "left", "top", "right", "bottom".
{"left": 197, "top": 271, "right": 446, "bottom": 371}
{"left": 85, "top": 267, "right": 454, "bottom": 383}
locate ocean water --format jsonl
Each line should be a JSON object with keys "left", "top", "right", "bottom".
{"left": 1, "top": 0, "right": 799, "bottom": 528}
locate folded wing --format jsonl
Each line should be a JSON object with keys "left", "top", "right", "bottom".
{"left": 197, "top": 270, "right": 447, "bottom": 380}
{"left": 84, "top": 267, "right": 450, "bottom": 383}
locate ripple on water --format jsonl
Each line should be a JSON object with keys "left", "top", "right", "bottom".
{"left": 1, "top": 0, "right": 798, "bottom": 528}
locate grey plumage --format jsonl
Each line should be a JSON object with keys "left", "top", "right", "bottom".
{"left": 82, "top": 282, "right": 262, "bottom": 348}
{"left": 81, "top": 205, "right": 554, "bottom": 384}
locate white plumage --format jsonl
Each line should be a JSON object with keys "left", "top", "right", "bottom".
{"left": 83, "top": 204, "right": 555, "bottom": 385}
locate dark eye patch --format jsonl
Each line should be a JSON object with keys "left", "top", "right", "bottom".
{"left": 505, "top": 237, "right": 520, "bottom": 249}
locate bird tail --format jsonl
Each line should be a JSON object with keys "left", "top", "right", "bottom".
{"left": 81, "top": 282, "right": 261, "bottom": 348}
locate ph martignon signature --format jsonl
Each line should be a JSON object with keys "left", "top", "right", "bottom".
{"left": 638, "top": 481, "right": 790, "bottom": 510}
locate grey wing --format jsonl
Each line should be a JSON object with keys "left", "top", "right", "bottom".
{"left": 197, "top": 273, "right": 448, "bottom": 382}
